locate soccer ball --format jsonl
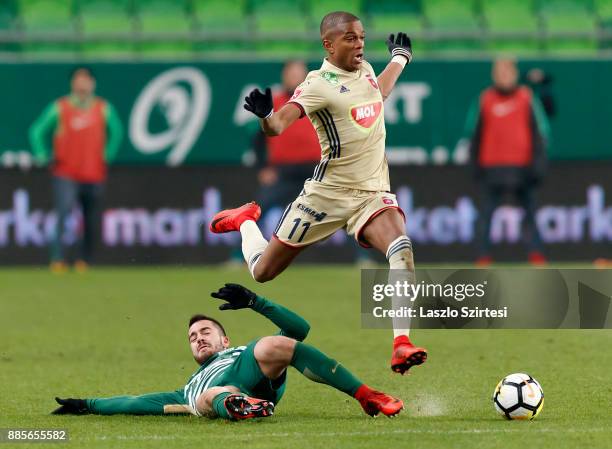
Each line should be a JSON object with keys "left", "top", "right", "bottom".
{"left": 493, "top": 373, "right": 544, "bottom": 420}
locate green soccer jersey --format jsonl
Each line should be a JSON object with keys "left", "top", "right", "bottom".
{"left": 183, "top": 346, "right": 246, "bottom": 411}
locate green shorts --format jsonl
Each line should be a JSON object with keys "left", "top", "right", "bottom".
{"left": 213, "top": 339, "right": 287, "bottom": 405}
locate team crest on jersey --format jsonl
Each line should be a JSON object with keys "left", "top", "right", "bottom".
{"left": 290, "top": 88, "right": 303, "bottom": 100}
{"left": 321, "top": 71, "right": 339, "bottom": 85}
{"left": 365, "top": 74, "right": 379, "bottom": 90}
{"left": 349, "top": 101, "right": 383, "bottom": 130}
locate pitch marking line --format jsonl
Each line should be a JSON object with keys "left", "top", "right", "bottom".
{"left": 91, "top": 427, "right": 612, "bottom": 441}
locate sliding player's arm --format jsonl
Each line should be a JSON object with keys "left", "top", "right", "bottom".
{"left": 52, "top": 389, "right": 191, "bottom": 415}
{"left": 211, "top": 283, "right": 310, "bottom": 341}
{"left": 377, "top": 33, "right": 413, "bottom": 100}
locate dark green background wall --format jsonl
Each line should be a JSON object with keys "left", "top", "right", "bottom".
{"left": 1, "top": 59, "right": 610, "bottom": 165}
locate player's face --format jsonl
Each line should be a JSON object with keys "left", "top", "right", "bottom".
{"left": 325, "top": 21, "right": 365, "bottom": 72}
{"left": 71, "top": 69, "right": 96, "bottom": 99}
{"left": 188, "top": 320, "right": 229, "bottom": 364}
{"left": 492, "top": 60, "right": 518, "bottom": 91}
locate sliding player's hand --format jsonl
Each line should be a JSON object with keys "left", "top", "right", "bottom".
{"left": 244, "top": 88, "right": 274, "bottom": 119}
{"left": 211, "top": 283, "right": 258, "bottom": 310}
{"left": 51, "top": 397, "right": 89, "bottom": 415}
{"left": 386, "top": 32, "right": 413, "bottom": 63}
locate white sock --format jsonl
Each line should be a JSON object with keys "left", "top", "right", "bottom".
{"left": 239, "top": 220, "right": 268, "bottom": 278}
{"left": 386, "top": 236, "right": 415, "bottom": 339}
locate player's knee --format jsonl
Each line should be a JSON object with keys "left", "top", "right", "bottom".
{"left": 252, "top": 263, "right": 279, "bottom": 283}
{"left": 256, "top": 336, "right": 296, "bottom": 363}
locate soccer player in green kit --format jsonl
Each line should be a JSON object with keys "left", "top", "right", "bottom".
{"left": 52, "top": 284, "right": 403, "bottom": 420}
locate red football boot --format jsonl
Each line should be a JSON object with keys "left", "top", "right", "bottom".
{"left": 391, "top": 335, "right": 427, "bottom": 375}
{"left": 223, "top": 394, "right": 274, "bottom": 420}
{"left": 354, "top": 385, "right": 404, "bottom": 417}
{"left": 475, "top": 255, "right": 493, "bottom": 267}
{"left": 209, "top": 201, "right": 261, "bottom": 234}
{"left": 528, "top": 251, "right": 547, "bottom": 266}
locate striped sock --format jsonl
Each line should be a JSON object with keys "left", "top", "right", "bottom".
{"left": 239, "top": 220, "right": 268, "bottom": 278}
{"left": 386, "top": 236, "right": 415, "bottom": 339}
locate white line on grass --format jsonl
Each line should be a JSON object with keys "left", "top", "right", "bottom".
{"left": 91, "top": 427, "right": 612, "bottom": 441}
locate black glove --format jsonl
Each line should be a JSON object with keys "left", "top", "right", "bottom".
{"left": 211, "top": 283, "right": 258, "bottom": 310}
{"left": 51, "top": 397, "right": 90, "bottom": 415}
{"left": 244, "top": 88, "right": 273, "bottom": 119}
{"left": 386, "top": 32, "right": 413, "bottom": 63}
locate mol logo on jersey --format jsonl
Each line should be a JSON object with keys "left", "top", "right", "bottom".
{"left": 350, "top": 101, "right": 383, "bottom": 130}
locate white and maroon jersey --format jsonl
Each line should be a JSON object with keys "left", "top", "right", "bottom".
{"left": 288, "top": 58, "right": 389, "bottom": 192}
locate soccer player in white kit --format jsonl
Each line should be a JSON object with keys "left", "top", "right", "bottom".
{"left": 210, "top": 11, "right": 427, "bottom": 375}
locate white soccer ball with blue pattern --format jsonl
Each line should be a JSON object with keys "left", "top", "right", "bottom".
{"left": 493, "top": 373, "right": 544, "bottom": 420}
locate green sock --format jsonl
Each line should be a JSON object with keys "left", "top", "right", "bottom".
{"left": 290, "top": 341, "right": 363, "bottom": 396}
{"left": 211, "top": 392, "right": 233, "bottom": 419}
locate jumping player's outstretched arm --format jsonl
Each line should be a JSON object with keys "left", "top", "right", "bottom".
{"left": 377, "top": 32, "right": 413, "bottom": 100}
{"left": 211, "top": 283, "right": 310, "bottom": 341}
{"left": 243, "top": 87, "right": 302, "bottom": 136}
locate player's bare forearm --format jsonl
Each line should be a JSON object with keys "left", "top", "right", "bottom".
{"left": 260, "top": 103, "right": 301, "bottom": 136}
{"left": 377, "top": 62, "right": 405, "bottom": 101}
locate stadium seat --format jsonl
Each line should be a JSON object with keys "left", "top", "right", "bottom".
{"left": 481, "top": 0, "right": 540, "bottom": 53}
{"left": 595, "top": 0, "right": 612, "bottom": 19}
{"left": 250, "top": 0, "right": 310, "bottom": 33}
{"left": 249, "top": 0, "right": 312, "bottom": 56}
{"left": 595, "top": 0, "right": 612, "bottom": 49}
{"left": 536, "top": 0, "right": 597, "bottom": 53}
{"left": 363, "top": 0, "right": 424, "bottom": 33}
{"left": 362, "top": 0, "right": 424, "bottom": 56}
{"left": 310, "top": 0, "right": 363, "bottom": 20}
{"left": 0, "top": 0, "right": 20, "bottom": 52}
{"left": 482, "top": 0, "right": 539, "bottom": 32}
{"left": 19, "top": 0, "right": 75, "bottom": 33}
{"left": 0, "top": 0, "right": 19, "bottom": 30}
{"left": 136, "top": 0, "right": 194, "bottom": 56}
{"left": 76, "top": 0, "right": 137, "bottom": 56}
{"left": 422, "top": 0, "right": 484, "bottom": 52}
{"left": 19, "top": 0, "right": 77, "bottom": 54}
{"left": 192, "top": 0, "right": 248, "bottom": 54}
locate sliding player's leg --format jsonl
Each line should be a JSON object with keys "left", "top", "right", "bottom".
{"left": 353, "top": 200, "right": 428, "bottom": 374}
{"left": 195, "top": 385, "right": 274, "bottom": 420}
{"left": 253, "top": 336, "right": 404, "bottom": 417}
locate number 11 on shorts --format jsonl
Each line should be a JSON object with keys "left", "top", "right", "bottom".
{"left": 288, "top": 218, "right": 311, "bottom": 243}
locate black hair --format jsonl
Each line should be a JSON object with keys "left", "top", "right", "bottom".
{"left": 320, "top": 11, "right": 360, "bottom": 37}
{"left": 188, "top": 314, "right": 226, "bottom": 336}
{"left": 70, "top": 66, "right": 95, "bottom": 80}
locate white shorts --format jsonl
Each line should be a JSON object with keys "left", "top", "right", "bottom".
{"left": 273, "top": 179, "right": 405, "bottom": 248}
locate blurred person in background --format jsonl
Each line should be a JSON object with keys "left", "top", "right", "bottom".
{"left": 29, "top": 66, "right": 123, "bottom": 273}
{"left": 465, "top": 58, "right": 550, "bottom": 266}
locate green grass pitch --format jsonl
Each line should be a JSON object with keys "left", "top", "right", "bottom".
{"left": 1, "top": 266, "right": 611, "bottom": 449}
